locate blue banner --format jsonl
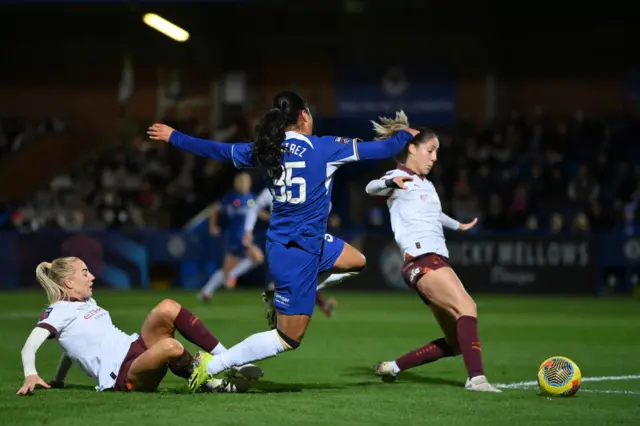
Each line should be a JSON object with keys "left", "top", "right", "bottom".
{"left": 0, "top": 230, "right": 218, "bottom": 291}
{"left": 0, "top": 230, "right": 637, "bottom": 294}
{"left": 335, "top": 65, "right": 456, "bottom": 125}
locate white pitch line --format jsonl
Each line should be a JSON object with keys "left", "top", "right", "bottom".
{"left": 496, "top": 374, "right": 640, "bottom": 389}
{"left": 582, "top": 389, "right": 640, "bottom": 395}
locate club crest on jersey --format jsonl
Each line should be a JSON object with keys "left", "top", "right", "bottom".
{"left": 39, "top": 307, "right": 53, "bottom": 321}
{"left": 334, "top": 137, "right": 358, "bottom": 144}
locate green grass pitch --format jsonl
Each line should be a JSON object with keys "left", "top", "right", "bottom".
{"left": 0, "top": 290, "right": 638, "bottom": 425}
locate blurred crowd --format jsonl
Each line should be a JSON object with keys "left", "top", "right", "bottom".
{"left": 359, "top": 109, "right": 640, "bottom": 235}
{"left": 3, "top": 114, "right": 250, "bottom": 232}
{"left": 2, "top": 107, "right": 639, "bottom": 236}
{"left": 0, "top": 116, "right": 66, "bottom": 159}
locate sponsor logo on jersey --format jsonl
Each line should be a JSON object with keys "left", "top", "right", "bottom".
{"left": 39, "top": 307, "right": 53, "bottom": 321}
{"left": 409, "top": 267, "right": 421, "bottom": 283}
{"left": 334, "top": 137, "right": 358, "bottom": 144}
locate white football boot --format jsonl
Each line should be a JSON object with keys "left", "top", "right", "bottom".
{"left": 373, "top": 361, "right": 398, "bottom": 383}
{"left": 465, "top": 375, "right": 502, "bottom": 392}
{"left": 204, "top": 364, "right": 264, "bottom": 393}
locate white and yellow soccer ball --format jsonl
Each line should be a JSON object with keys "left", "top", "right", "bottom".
{"left": 537, "top": 356, "right": 582, "bottom": 396}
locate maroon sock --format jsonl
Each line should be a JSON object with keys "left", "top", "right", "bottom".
{"left": 315, "top": 293, "right": 327, "bottom": 309}
{"left": 456, "top": 315, "right": 484, "bottom": 378}
{"left": 169, "top": 348, "right": 193, "bottom": 379}
{"left": 395, "top": 337, "right": 454, "bottom": 371}
{"left": 174, "top": 307, "right": 220, "bottom": 353}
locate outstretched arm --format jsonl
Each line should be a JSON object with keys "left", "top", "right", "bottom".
{"left": 357, "top": 129, "right": 418, "bottom": 161}
{"left": 441, "top": 214, "right": 478, "bottom": 232}
{"left": 326, "top": 129, "right": 419, "bottom": 165}
{"left": 439, "top": 212, "right": 461, "bottom": 230}
{"left": 17, "top": 327, "right": 52, "bottom": 395}
{"left": 366, "top": 174, "right": 413, "bottom": 197}
{"left": 147, "top": 123, "right": 255, "bottom": 167}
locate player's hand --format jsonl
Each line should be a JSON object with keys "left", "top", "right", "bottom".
{"left": 391, "top": 176, "right": 413, "bottom": 189}
{"left": 48, "top": 379, "right": 65, "bottom": 389}
{"left": 458, "top": 218, "right": 478, "bottom": 232}
{"left": 242, "top": 231, "right": 253, "bottom": 247}
{"left": 147, "top": 123, "right": 175, "bottom": 143}
{"left": 209, "top": 226, "right": 221, "bottom": 237}
{"left": 404, "top": 128, "right": 420, "bottom": 137}
{"left": 16, "top": 374, "right": 51, "bottom": 395}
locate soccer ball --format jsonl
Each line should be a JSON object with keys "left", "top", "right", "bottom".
{"left": 537, "top": 356, "right": 582, "bottom": 396}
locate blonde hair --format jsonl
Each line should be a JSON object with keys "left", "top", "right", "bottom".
{"left": 35, "top": 257, "right": 78, "bottom": 304}
{"left": 371, "top": 110, "right": 410, "bottom": 140}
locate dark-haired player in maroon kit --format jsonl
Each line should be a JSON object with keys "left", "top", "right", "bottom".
{"left": 364, "top": 112, "right": 500, "bottom": 392}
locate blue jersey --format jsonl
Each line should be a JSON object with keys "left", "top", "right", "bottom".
{"left": 170, "top": 128, "right": 414, "bottom": 255}
{"left": 220, "top": 190, "right": 255, "bottom": 244}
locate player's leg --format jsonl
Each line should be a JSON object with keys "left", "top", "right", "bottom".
{"left": 317, "top": 235, "right": 366, "bottom": 290}
{"left": 261, "top": 262, "right": 278, "bottom": 329}
{"left": 199, "top": 253, "right": 241, "bottom": 301}
{"left": 221, "top": 252, "right": 241, "bottom": 286}
{"left": 314, "top": 291, "right": 337, "bottom": 317}
{"left": 124, "top": 338, "right": 184, "bottom": 392}
{"left": 226, "top": 244, "right": 264, "bottom": 288}
{"left": 140, "top": 298, "right": 226, "bottom": 379}
{"left": 263, "top": 235, "right": 359, "bottom": 323}
{"left": 374, "top": 291, "right": 460, "bottom": 382}
{"left": 188, "top": 241, "right": 318, "bottom": 392}
{"left": 415, "top": 262, "right": 499, "bottom": 392}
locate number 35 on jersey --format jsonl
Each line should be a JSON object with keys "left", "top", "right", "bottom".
{"left": 273, "top": 161, "right": 307, "bottom": 204}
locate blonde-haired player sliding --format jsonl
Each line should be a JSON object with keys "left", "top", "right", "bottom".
{"left": 365, "top": 112, "right": 500, "bottom": 392}
{"left": 17, "top": 257, "right": 262, "bottom": 395}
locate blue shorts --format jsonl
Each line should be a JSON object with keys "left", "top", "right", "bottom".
{"left": 223, "top": 232, "right": 245, "bottom": 257}
{"left": 267, "top": 240, "right": 319, "bottom": 316}
{"left": 319, "top": 233, "right": 345, "bottom": 273}
{"left": 264, "top": 234, "right": 345, "bottom": 286}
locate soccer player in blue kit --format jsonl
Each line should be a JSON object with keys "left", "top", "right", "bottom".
{"left": 148, "top": 91, "right": 419, "bottom": 392}
{"left": 198, "top": 172, "right": 265, "bottom": 301}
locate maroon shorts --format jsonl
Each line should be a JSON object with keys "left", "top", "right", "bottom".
{"left": 401, "top": 252, "right": 452, "bottom": 291}
{"left": 113, "top": 337, "right": 147, "bottom": 392}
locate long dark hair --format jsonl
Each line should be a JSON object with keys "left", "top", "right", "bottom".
{"left": 253, "top": 91, "right": 309, "bottom": 180}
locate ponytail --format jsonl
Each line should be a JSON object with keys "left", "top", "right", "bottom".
{"left": 371, "top": 110, "right": 410, "bottom": 140}
{"left": 371, "top": 110, "right": 437, "bottom": 163}
{"left": 35, "top": 258, "right": 77, "bottom": 304}
{"left": 253, "top": 108, "right": 287, "bottom": 180}
{"left": 254, "top": 91, "right": 311, "bottom": 181}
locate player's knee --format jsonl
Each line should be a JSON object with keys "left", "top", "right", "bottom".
{"left": 276, "top": 328, "right": 302, "bottom": 351}
{"left": 457, "top": 298, "right": 477, "bottom": 318}
{"left": 251, "top": 250, "right": 264, "bottom": 264}
{"left": 353, "top": 252, "right": 366, "bottom": 271}
{"left": 155, "top": 299, "right": 181, "bottom": 317}
{"left": 162, "top": 338, "right": 185, "bottom": 359}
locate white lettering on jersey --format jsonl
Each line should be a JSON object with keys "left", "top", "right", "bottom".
{"left": 282, "top": 142, "right": 307, "bottom": 158}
